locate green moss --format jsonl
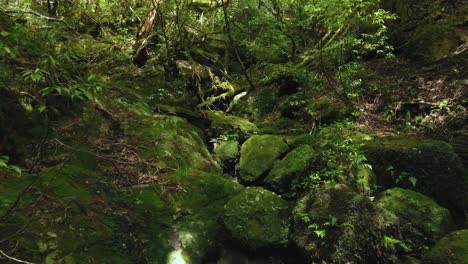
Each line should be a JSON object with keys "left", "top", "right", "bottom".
{"left": 264, "top": 145, "right": 317, "bottom": 194}
{"left": 0, "top": 165, "right": 134, "bottom": 263}
{"left": 130, "top": 171, "right": 243, "bottom": 263}
{"left": 213, "top": 140, "right": 238, "bottom": 161}
{"left": 206, "top": 111, "right": 258, "bottom": 141}
{"left": 130, "top": 115, "right": 221, "bottom": 173}
{"left": 222, "top": 187, "right": 290, "bottom": 249}
{"left": 171, "top": 171, "right": 244, "bottom": 263}
{"left": 213, "top": 140, "right": 239, "bottom": 170}
{"left": 39, "top": 165, "right": 93, "bottom": 202}
{"left": 364, "top": 137, "right": 466, "bottom": 213}
{"left": 377, "top": 188, "right": 454, "bottom": 250}
{"left": 285, "top": 134, "right": 318, "bottom": 149}
{"left": 291, "top": 184, "right": 399, "bottom": 263}
{"left": 239, "top": 135, "right": 289, "bottom": 183}
{"left": 423, "top": 229, "right": 468, "bottom": 264}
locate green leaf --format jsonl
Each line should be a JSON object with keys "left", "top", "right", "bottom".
{"left": 409, "top": 177, "right": 417, "bottom": 188}
{"left": 38, "top": 105, "right": 47, "bottom": 113}
{"left": 0, "top": 160, "right": 8, "bottom": 168}
{"left": 314, "top": 230, "right": 326, "bottom": 238}
{"left": 10, "top": 165, "right": 22, "bottom": 175}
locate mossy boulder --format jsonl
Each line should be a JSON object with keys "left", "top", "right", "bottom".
{"left": 376, "top": 188, "right": 454, "bottom": 251}
{"left": 206, "top": 111, "right": 258, "bottom": 142}
{"left": 264, "top": 145, "right": 317, "bottom": 194}
{"left": 423, "top": 229, "right": 468, "bottom": 264}
{"left": 129, "top": 115, "right": 221, "bottom": 174}
{"left": 363, "top": 137, "right": 467, "bottom": 213}
{"left": 222, "top": 187, "right": 290, "bottom": 250}
{"left": 406, "top": 24, "right": 462, "bottom": 64}
{"left": 239, "top": 135, "right": 289, "bottom": 183}
{"left": 213, "top": 140, "right": 239, "bottom": 171}
{"left": 291, "top": 184, "right": 398, "bottom": 263}
{"left": 120, "top": 171, "right": 245, "bottom": 264}
{"left": 163, "top": 171, "right": 245, "bottom": 263}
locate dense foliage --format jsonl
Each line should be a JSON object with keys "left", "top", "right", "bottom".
{"left": 0, "top": 0, "right": 466, "bottom": 263}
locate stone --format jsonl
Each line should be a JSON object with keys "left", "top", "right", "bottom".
{"left": 376, "top": 188, "right": 454, "bottom": 250}
{"left": 264, "top": 145, "right": 317, "bottom": 194}
{"left": 239, "top": 135, "right": 289, "bottom": 183}
{"left": 222, "top": 187, "right": 290, "bottom": 250}
{"left": 291, "top": 184, "right": 399, "bottom": 263}
{"left": 363, "top": 137, "right": 467, "bottom": 213}
{"left": 423, "top": 229, "right": 468, "bottom": 264}
{"left": 206, "top": 111, "right": 258, "bottom": 142}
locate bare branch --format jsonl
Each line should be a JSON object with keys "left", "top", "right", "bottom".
{"left": 0, "top": 249, "right": 35, "bottom": 264}
{"left": 3, "top": 9, "right": 63, "bottom": 21}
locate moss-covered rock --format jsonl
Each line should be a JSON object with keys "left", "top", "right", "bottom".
{"left": 106, "top": 170, "right": 244, "bottom": 264}
{"left": 264, "top": 145, "right": 317, "bottom": 194}
{"left": 222, "top": 187, "right": 290, "bottom": 250}
{"left": 376, "top": 188, "right": 454, "bottom": 251}
{"left": 363, "top": 137, "right": 467, "bottom": 213}
{"left": 406, "top": 24, "right": 462, "bottom": 64}
{"left": 239, "top": 135, "right": 289, "bottom": 183}
{"left": 128, "top": 115, "right": 221, "bottom": 174}
{"left": 213, "top": 140, "right": 239, "bottom": 172}
{"left": 163, "top": 171, "right": 245, "bottom": 263}
{"left": 423, "top": 229, "right": 468, "bottom": 264}
{"left": 206, "top": 111, "right": 258, "bottom": 142}
{"left": 291, "top": 184, "right": 399, "bottom": 263}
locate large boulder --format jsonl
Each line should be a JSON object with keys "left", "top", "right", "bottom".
{"left": 423, "top": 229, "right": 468, "bottom": 264}
{"left": 291, "top": 184, "right": 398, "bottom": 263}
{"left": 116, "top": 171, "right": 246, "bottom": 264}
{"left": 222, "top": 187, "right": 290, "bottom": 250}
{"left": 264, "top": 144, "right": 317, "bottom": 194}
{"left": 405, "top": 24, "right": 462, "bottom": 64}
{"left": 239, "top": 135, "right": 289, "bottom": 183}
{"left": 206, "top": 111, "right": 258, "bottom": 142}
{"left": 363, "top": 137, "right": 467, "bottom": 213}
{"left": 376, "top": 188, "right": 454, "bottom": 251}
{"left": 164, "top": 171, "right": 245, "bottom": 264}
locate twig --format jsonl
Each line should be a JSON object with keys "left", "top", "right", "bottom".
{"left": 3, "top": 9, "right": 63, "bottom": 21}
{"left": 0, "top": 249, "right": 34, "bottom": 264}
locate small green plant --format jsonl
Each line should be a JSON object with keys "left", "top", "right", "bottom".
{"left": 386, "top": 166, "right": 417, "bottom": 188}
{"left": 383, "top": 235, "right": 411, "bottom": 252}
{"left": 0, "top": 156, "right": 22, "bottom": 175}
{"left": 22, "top": 68, "right": 47, "bottom": 83}
{"left": 307, "top": 122, "right": 372, "bottom": 190}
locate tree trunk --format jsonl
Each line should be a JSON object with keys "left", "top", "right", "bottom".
{"left": 132, "top": 0, "right": 162, "bottom": 67}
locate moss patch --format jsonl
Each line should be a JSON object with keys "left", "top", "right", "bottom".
{"left": 213, "top": 140, "right": 239, "bottom": 171}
